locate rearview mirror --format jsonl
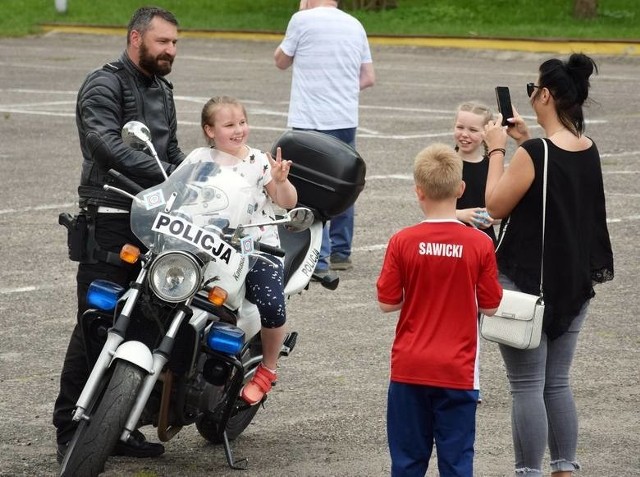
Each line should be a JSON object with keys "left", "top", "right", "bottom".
{"left": 284, "top": 207, "right": 315, "bottom": 233}
{"left": 122, "top": 121, "right": 152, "bottom": 148}
{"left": 121, "top": 121, "right": 167, "bottom": 181}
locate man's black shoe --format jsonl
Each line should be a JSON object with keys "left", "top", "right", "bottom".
{"left": 112, "top": 429, "right": 165, "bottom": 458}
{"left": 56, "top": 430, "right": 164, "bottom": 464}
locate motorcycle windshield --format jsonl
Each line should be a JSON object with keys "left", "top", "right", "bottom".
{"left": 130, "top": 150, "right": 256, "bottom": 273}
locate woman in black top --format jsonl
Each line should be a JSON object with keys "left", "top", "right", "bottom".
{"left": 483, "top": 53, "right": 614, "bottom": 476}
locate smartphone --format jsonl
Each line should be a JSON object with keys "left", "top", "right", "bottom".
{"left": 495, "top": 86, "right": 514, "bottom": 127}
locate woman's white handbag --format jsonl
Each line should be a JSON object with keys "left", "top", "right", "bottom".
{"left": 480, "top": 138, "right": 550, "bottom": 350}
{"left": 480, "top": 290, "right": 544, "bottom": 349}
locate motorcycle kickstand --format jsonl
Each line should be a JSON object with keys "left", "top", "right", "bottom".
{"left": 222, "top": 430, "right": 248, "bottom": 470}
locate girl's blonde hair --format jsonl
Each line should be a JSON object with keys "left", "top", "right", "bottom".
{"left": 455, "top": 101, "right": 493, "bottom": 124}
{"left": 454, "top": 101, "right": 493, "bottom": 157}
{"left": 200, "top": 96, "right": 247, "bottom": 146}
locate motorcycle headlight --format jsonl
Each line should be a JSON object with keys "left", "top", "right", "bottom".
{"left": 148, "top": 251, "right": 202, "bottom": 303}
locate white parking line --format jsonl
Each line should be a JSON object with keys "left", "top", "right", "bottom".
{"left": 606, "top": 214, "right": 640, "bottom": 223}
{"left": 0, "top": 109, "right": 74, "bottom": 117}
{"left": 0, "top": 286, "right": 37, "bottom": 294}
{"left": 0, "top": 202, "right": 76, "bottom": 215}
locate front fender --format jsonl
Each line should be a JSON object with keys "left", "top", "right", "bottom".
{"left": 110, "top": 341, "right": 154, "bottom": 374}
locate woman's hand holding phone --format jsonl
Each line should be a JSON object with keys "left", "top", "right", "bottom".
{"left": 484, "top": 114, "right": 508, "bottom": 154}
{"left": 505, "top": 106, "right": 531, "bottom": 145}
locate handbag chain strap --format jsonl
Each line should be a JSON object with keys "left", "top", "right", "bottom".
{"left": 495, "top": 138, "right": 548, "bottom": 299}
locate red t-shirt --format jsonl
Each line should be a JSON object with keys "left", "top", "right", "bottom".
{"left": 377, "top": 220, "right": 502, "bottom": 390}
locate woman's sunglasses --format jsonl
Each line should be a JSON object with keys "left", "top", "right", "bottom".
{"left": 526, "top": 83, "right": 541, "bottom": 97}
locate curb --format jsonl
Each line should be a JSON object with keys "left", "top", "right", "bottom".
{"left": 368, "top": 36, "right": 640, "bottom": 56}
{"left": 40, "top": 24, "right": 640, "bottom": 56}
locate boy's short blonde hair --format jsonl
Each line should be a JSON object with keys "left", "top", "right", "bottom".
{"left": 413, "top": 143, "right": 463, "bottom": 200}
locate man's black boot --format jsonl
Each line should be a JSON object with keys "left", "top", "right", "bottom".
{"left": 57, "top": 430, "right": 164, "bottom": 464}
{"left": 112, "top": 429, "right": 165, "bottom": 458}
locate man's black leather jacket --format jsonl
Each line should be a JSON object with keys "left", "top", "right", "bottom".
{"left": 77, "top": 52, "right": 185, "bottom": 210}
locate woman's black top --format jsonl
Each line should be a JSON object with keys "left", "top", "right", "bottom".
{"left": 457, "top": 157, "right": 497, "bottom": 244}
{"left": 497, "top": 138, "right": 614, "bottom": 339}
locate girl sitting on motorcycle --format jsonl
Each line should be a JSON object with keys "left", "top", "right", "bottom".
{"left": 191, "top": 95, "right": 298, "bottom": 405}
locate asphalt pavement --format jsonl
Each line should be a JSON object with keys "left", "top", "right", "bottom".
{"left": 0, "top": 30, "right": 639, "bottom": 476}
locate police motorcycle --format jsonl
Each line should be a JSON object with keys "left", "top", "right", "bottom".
{"left": 59, "top": 121, "right": 366, "bottom": 477}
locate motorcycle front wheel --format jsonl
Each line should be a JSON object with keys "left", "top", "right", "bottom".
{"left": 59, "top": 360, "right": 146, "bottom": 477}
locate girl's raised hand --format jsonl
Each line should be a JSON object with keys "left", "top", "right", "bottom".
{"left": 267, "top": 147, "right": 293, "bottom": 184}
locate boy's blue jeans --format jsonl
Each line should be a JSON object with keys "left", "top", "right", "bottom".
{"left": 293, "top": 127, "right": 356, "bottom": 271}
{"left": 387, "top": 381, "right": 478, "bottom": 477}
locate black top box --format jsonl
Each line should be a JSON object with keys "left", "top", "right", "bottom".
{"left": 271, "top": 130, "right": 366, "bottom": 221}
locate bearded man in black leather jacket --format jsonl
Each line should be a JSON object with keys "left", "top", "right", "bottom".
{"left": 53, "top": 6, "right": 185, "bottom": 463}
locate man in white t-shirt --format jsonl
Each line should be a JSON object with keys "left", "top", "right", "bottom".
{"left": 274, "top": 0, "right": 375, "bottom": 278}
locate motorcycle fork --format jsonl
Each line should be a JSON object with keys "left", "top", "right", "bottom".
{"left": 120, "top": 303, "right": 192, "bottom": 442}
{"left": 72, "top": 268, "right": 148, "bottom": 422}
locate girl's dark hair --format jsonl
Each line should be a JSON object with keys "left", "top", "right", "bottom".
{"left": 538, "top": 53, "right": 598, "bottom": 135}
{"left": 127, "top": 7, "right": 178, "bottom": 45}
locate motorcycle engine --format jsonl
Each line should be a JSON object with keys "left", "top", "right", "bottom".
{"left": 184, "top": 356, "right": 229, "bottom": 414}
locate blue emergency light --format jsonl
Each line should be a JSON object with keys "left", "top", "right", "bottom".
{"left": 207, "top": 322, "right": 245, "bottom": 355}
{"left": 86, "top": 279, "right": 125, "bottom": 311}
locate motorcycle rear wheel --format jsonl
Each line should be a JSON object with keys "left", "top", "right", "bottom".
{"left": 59, "top": 360, "right": 145, "bottom": 477}
{"left": 196, "top": 399, "right": 260, "bottom": 444}
{"left": 196, "top": 342, "right": 262, "bottom": 444}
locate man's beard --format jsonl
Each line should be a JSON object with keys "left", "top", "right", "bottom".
{"left": 139, "top": 41, "right": 174, "bottom": 77}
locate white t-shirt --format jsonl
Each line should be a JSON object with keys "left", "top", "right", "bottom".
{"left": 279, "top": 7, "right": 373, "bottom": 130}
{"left": 179, "top": 146, "right": 280, "bottom": 247}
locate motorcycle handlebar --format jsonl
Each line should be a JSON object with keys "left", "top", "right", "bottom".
{"left": 108, "top": 169, "right": 144, "bottom": 194}
{"left": 223, "top": 233, "right": 286, "bottom": 258}
{"left": 256, "top": 242, "right": 286, "bottom": 258}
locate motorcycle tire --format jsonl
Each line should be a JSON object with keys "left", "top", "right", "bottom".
{"left": 196, "top": 399, "right": 260, "bottom": 444}
{"left": 59, "top": 360, "right": 146, "bottom": 477}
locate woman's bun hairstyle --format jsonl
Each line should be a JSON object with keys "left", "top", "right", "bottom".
{"left": 539, "top": 53, "right": 598, "bottom": 135}
{"left": 566, "top": 53, "right": 598, "bottom": 104}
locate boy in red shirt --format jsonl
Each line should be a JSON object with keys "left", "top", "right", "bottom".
{"left": 377, "top": 143, "right": 502, "bottom": 476}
